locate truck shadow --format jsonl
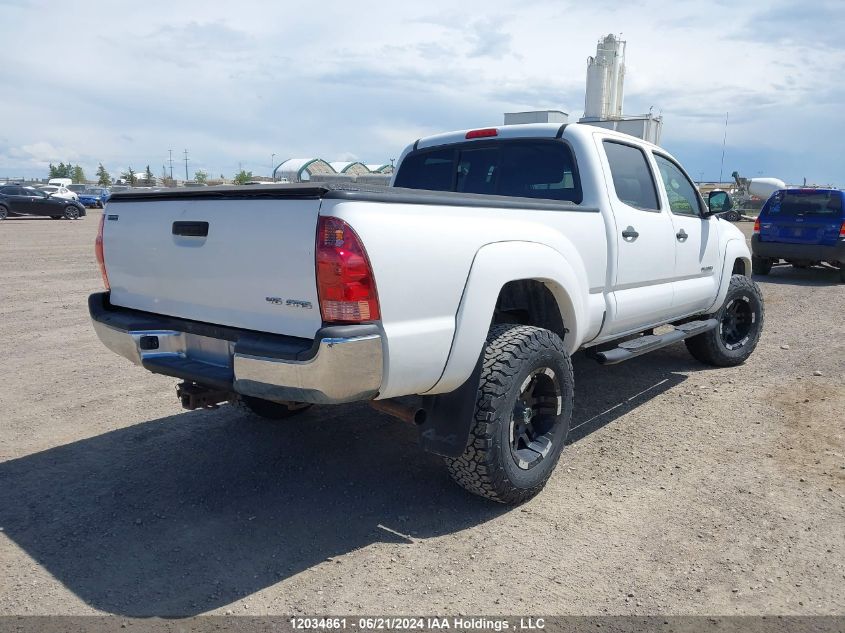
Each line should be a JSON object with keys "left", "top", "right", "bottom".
{"left": 0, "top": 348, "right": 694, "bottom": 616}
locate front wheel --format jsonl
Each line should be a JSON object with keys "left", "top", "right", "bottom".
{"left": 445, "top": 324, "right": 574, "bottom": 504}
{"left": 685, "top": 275, "right": 764, "bottom": 367}
{"left": 63, "top": 205, "right": 80, "bottom": 220}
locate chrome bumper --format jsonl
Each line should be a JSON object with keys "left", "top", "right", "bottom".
{"left": 89, "top": 293, "right": 383, "bottom": 405}
{"left": 233, "top": 334, "right": 383, "bottom": 404}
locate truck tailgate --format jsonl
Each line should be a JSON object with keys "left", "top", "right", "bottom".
{"left": 104, "top": 196, "right": 323, "bottom": 339}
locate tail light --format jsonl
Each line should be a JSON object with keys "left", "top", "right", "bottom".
{"left": 753, "top": 217, "right": 760, "bottom": 234}
{"left": 316, "top": 216, "right": 380, "bottom": 323}
{"left": 840, "top": 221, "right": 845, "bottom": 238}
{"left": 95, "top": 213, "right": 110, "bottom": 290}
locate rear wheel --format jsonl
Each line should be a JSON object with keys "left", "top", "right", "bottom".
{"left": 445, "top": 324, "right": 574, "bottom": 504}
{"left": 685, "top": 275, "right": 764, "bottom": 367}
{"left": 752, "top": 255, "right": 773, "bottom": 275}
{"left": 0, "top": 205, "right": 7, "bottom": 220}
{"left": 839, "top": 263, "right": 845, "bottom": 283}
{"left": 233, "top": 395, "right": 311, "bottom": 421}
{"left": 63, "top": 205, "right": 80, "bottom": 220}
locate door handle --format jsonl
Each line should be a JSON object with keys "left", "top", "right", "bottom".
{"left": 172, "top": 221, "right": 209, "bottom": 237}
{"left": 676, "top": 229, "right": 688, "bottom": 242}
{"left": 622, "top": 227, "right": 639, "bottom": 241}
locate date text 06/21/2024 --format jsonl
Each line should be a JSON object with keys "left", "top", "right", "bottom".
{"left": 289, "top": 617, "right": 546, "bottom": 631}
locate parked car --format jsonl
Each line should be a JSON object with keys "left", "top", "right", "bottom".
{"left": 48, "top": 177, "right": 73, "bottom": 188}
{"left": 38, "top": 185, "right": 79, "bottom": 201}
{"left": 67, "top": 184, "right": 89, "bottom": 195}
{"left": 89, "top": 122, "right": 762, "bottom": 504}
{"left": 0, "top": 184, "right": 87, "bottom": 220}
{"left": 78, "top": 187, "right": 111, "bottom": 208}
{"left": 751, "top": 188, "right": 845, "bottom": 282}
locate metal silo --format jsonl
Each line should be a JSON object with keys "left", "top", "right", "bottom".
{"left": 584, "top": 34, "right": 626, "bottom": 120}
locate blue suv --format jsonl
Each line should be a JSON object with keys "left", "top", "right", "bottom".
{"left": 751, "top": 188, "right": 845, "bottom": 282}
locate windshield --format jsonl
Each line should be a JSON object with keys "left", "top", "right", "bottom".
{"left": 768, "top": 190, "right": 842, "bottom": 216}
{"left": 41, "top": 186, "right": 58, "bottom": 192}
{"left": 84, "top": 188, "right": 104, "bottom": 194}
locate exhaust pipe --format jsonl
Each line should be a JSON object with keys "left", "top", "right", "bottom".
{"left": 369, "top": 400, "right": 426, "bottom": 425}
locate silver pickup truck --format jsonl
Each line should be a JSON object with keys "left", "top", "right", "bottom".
{"left": 90, "top": 122, "right": 763, "bottom": 503}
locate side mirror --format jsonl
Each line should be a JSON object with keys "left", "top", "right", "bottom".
{"left": 707, "top": 190, "right": 733, "bottom": 216}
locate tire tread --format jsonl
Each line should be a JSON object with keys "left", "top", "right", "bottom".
{"left": 445, "top": 324, "right": 573, "bottom": 504}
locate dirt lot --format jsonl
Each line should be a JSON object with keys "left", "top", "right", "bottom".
{"left": 0, "top": 213, "right": 842, "bottom": 617}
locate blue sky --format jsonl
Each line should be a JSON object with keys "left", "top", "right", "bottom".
{"left": 0, "top": 0, "right": 842, "bottom": 186}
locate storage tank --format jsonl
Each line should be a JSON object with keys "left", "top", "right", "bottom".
{"left": 748, "top": 177, "right": 786, "bottom": 199}
{"left": 584, "top": 34, "right": 626, "bottom": 120}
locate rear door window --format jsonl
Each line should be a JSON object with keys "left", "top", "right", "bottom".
{"left": 603, "top": 141, "right": 660, "bottom": 211}
{"left": 394, "top": 140, "right": 582, "bottom": 203}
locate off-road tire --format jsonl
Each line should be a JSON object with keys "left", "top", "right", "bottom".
{"left": 63, "top": 205, "right": 80, "bottom": 220}
{"left": 752, "top": 255, "right": 772, "bottom": 275}
{"left": 685, "top": 274, "right": 764, "bottom": 367}
{"left": 445, "top": 324, "right": 574, "bottom": 505}
{"left": 0, "top": 205, "right": 7, "bottom": 220}
{"left": 233, "top": 395, "right": 311, "bottom": 421}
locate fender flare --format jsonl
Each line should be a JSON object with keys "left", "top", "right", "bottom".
{"left": 705, "top": 238, "right": 752, "bottom": 314}
{"left": 425, "top": 240, "right": 589, "bottom": 395}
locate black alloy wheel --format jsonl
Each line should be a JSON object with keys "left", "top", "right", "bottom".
{"left": 510, "top": 368, "right": 563, "bottom": 471}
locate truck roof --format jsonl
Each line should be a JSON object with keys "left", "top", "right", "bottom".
{"left": 414, "top": 122, "right": 663, "bottom": 152}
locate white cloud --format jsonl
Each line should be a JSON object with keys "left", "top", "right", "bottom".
{"left": 0, "top": 0, "right": 841, "bottom": 185}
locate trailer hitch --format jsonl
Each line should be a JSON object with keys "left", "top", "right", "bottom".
{"left": 176, "top": 381, "right": 234, "bottom": 410}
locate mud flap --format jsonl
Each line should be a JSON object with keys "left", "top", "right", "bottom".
{"left": 417, "top": 354, "right": 483, "bottom": 458}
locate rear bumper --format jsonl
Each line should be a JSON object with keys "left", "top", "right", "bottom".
{"left": 751, "top": 235, "right": 845, "bottom": 263}
{"left": 89, "top": 292, "right": 383, "bottom": 404}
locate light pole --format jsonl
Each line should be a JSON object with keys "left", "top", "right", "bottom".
{"left": 271, "top": 153, "right": 276, "bottom": 181}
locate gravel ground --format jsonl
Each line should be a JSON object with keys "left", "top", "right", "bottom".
{"left": 0, "top": 212, "right": 842, "bottom": 617}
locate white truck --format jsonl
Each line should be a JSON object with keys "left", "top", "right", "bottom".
{"left": 90, "top": 123, "right": 764, "bottom": 503}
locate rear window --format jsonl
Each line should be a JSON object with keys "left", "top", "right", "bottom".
{"left": 394, "top": 140, "right": 582, "bottom": 203}
{"left": 766, "top": 191, "right": 843, "bottom": 216}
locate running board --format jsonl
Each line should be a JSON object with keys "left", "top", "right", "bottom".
{"left": 594, "top": 319, "right": 718, "bottom": 365}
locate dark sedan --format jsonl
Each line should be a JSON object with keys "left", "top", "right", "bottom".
{"left": 0, "top": 184, "right": 87, "bottom": 220}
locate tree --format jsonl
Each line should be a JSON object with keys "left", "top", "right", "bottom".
{"left": 233, "top": 170, "right": 253, "bottom": 185}
{"left": 49, "top": 162, "right": 72, "bottom": 179}
{"left": 143, "top": 165, "right": 155, "bottom": 184}
{"left": 96, "top": 163, "right": 111, "bottom": 186}
{"left": 121, "top": 167, "right": 137, "bottom": 186}
{"left": 72, "top": 165, "right": 86, "bottom": 184}
{"left": 194, "top": 170, "right": 208, "bottom": 184}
